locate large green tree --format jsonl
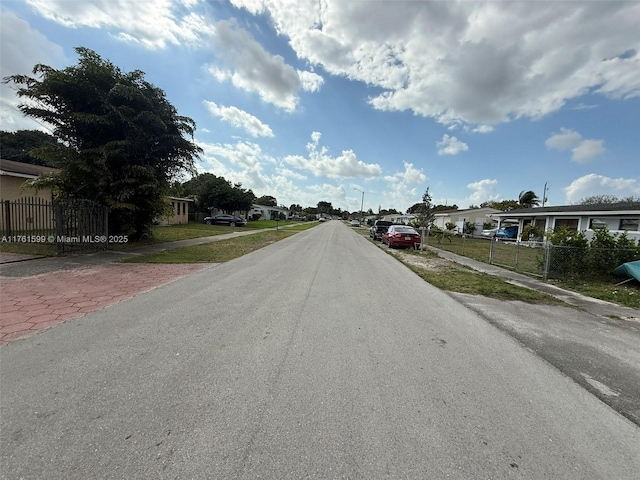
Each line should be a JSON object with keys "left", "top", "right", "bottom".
{"left": 481, "top": 199, "right": 520, "bottom": 211}
{"left": 0, "top": 130, "right": 60, "bottom": 166}
{"left": 4, "top": 47, "right": 201, "bottom": 239}
{"left": 183, "top": 173, "right": 254, "bottom": 214}
{"left": 255, "top": 195, "right": 277, "bottom": 207}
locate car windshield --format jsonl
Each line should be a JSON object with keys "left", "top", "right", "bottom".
{"left": 394, "top": 227, "right": 416, "bottom": 233}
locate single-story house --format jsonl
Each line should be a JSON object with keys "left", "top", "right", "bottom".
{"left": 433, "top": 207, "right": 500, "bottom": 233}
{"left": 159, "top": 197, "right": 193, "bottom": 225}
{"left": 381, "top": 213, "right": 417, "bottom": 225}
{"left": 491, "top": 202, "right": 640, "bottom": 242}
{"left": 0, "top": 158, "right": 58, "bottom": 201}
{"left": 248, "top": 204, "right": 289, "bottom": 221}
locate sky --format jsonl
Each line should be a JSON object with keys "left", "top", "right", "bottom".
{"left": 1, "top": 0, "right": 639, "bottom": 213}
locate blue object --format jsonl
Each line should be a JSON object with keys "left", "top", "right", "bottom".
{"left": 496, "top": 225, "right": 518, "bottom": 239}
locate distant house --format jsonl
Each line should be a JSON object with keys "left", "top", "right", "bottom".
{"left": 0, "top": 158, "right": 58, "bottom": 201}
{"left": 381, "top": 213, "right": 416, "bottom": 225}
{"left": 433, "top": 207, "right": 500, "bottom": 233}
{"left": 248, "top": 204, "right": 289, "bottom": 221}
{"left": 159, "top": 197, "right": 193, "bottom": 225}
{"left": 491, "top": 203, "right": 640, "bottom": 242}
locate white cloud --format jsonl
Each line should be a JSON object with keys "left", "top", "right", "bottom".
{"left": 203, "top": 101, "right": 274, "bottom": 138}
{"left": 465, "top": 179, "right": 499, "bottom": 206}
{"left": 564, "top": 174, "right": 640, "bottom": 204}
{"left": 298, "top": 70, "right": 324, "bottom": 92}
{"left": 198, "top": 139, "right": 274, "bottom": 170}
{"left": 283, "top": 132, "right": 382, "bottom": 179}
{"left": 207, "top": 20, "right": 322, "bottom": 111}
{"left": 437, "top": 135, "right": 468, "bottom": 156}
{"left": 383, "top": 162, "right": 426, "bottom": 185}
{"left": 0, "top": 10, "right": 68, "bottom": 132}
{"left": 472, "top": 125, "right": 494, "bottom": 134}
{"left": 232, "top": 0, "right": 640, "bottom": 127}
{"left": 545, "top": 128, "right": 605, "bottom": 163}
{"left": 571, "top": 139, "right": 605, "bottom": 163}
{"left": 545, "top": 128, "right": 583, "bottom": 151}
{"left": 25, "top": 0, "right": 213, "bottom": 49}
{"left": 381, "top": 162, "right": 428, "bottom": 212}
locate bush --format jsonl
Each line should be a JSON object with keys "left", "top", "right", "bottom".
{"left": 522, "top": 225, "right": 544, "bottom": 241}
{"left": 547, "top": 226, "right": 640, "bottom": 278}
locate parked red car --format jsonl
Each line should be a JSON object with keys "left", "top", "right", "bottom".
{"left": 382, "top": 225, "right": 421, "bottom": 248}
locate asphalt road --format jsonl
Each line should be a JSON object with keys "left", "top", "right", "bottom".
{"left": 1, "top": 220, "right": 639, "bottom": 479}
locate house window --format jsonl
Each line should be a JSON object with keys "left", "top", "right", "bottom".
{"left": 554, "top": 218, "right": 578, "bottom": 231}
{"left": 589, "top": 218, "right": 607, "bottom": 229}
{"left": 619, "top": 218, "right": 640, "bottom": 231}
{"left": 182, "top": 203, "right": 186, "bottom": 215}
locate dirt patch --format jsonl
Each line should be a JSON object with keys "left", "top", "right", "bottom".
{"left": 388, "top": 249, "right": 453, "bottom": 272}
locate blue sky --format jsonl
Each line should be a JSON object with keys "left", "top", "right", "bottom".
{"left": 1, "top": 0, "right": 639, "bottom": 213}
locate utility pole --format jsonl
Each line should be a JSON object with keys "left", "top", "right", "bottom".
{"left": 353, "top": 187, "right": 365, "bottom": 217}
{"left": 542, "top": 182, "right": 549, "bottom": 207}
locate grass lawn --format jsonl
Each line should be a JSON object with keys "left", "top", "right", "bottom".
{"left": 386, "top": 246, "right": 565, "bottom": 305}
{"left": 547, "top": 276, "right": 640, "bottom": 310}
{"left": 121, "top": 230, "right": 297, "bottom": 263}
{"left": 359, "top": 228, "right": 639, "bottom": 309}
{"left": 0, "top": 221, "right": 319, "bottom": 256}
{"left": 0, "top": 241, "right": 58, "bottom": 256}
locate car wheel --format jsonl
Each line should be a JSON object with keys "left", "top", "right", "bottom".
{"left": 205, "top": 220, "right": 212, "bottom": 225}
{"left": 230, "top": 222, "right": 236, "bottom": 227}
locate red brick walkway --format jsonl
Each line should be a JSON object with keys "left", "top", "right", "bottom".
{"left": 0, "top": 263, "right": 212, "bottom": 344}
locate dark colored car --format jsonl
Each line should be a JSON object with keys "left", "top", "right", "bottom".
{"left": 369, "top": 220, "right": 393, "bottom": 240}
{"left": 382, "top": 225, "right": 421, "bottom": 248}
{"left": 204, "top": 214, "right": 247, "bottom": 227}
{"left": 495, "top": 225, "right": 518, "bottom": 239}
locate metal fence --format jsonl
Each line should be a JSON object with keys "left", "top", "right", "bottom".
{"left": 1, "top": 197, "right": 108, "bottom": 255}
{"left": 489, "top": 238, "right": 640, "bottom": 280}
{"left": 1, "top": 197, "right": 54, "bottom": 237}
{"left": 54, "top": 198, "right": 108, "bottom": 255}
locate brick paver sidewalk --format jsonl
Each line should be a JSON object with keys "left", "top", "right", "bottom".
{"left": 0, "top": 263, "right": 213, "bottom": 344}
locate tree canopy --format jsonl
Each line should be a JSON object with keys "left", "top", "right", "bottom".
{"left": 411, "top": 188, "right": 436, "bottom": 227}
{"left": 579, "top": 195, "right": 640, "bottom": 205}
{"left": 4, "top": 47, "right": 201, "bottom": 239}
{"left": 255, "top": 195, "right": 277, "bottom": 207}
{"left": 0, "top": 130, "right": 60, "bottom": 166}
{"left": 518, "top": 190, "right": 540, "bottom": 208}
{"left": 182, "top": 173, "right": 254, "bottom": 214}
{"left": 480, "top": 199, "right": 520, "bottom": 211}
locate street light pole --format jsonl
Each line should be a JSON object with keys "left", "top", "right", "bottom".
{"left": 353, "top": 188, "right": 364, "bottom": 217}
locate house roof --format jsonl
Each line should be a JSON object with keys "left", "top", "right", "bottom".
{"left": 0, "top": 158, "right": 58, "bottom": 178}
{"left": 492, "top": 202, "right": 640, "bottom": 217}
{"left": 169, "top": 196, "right": 194, "bottom": 202}
{"left": 252, "top": 204, "right": 288, "bottom": 211}
{"left": 434, "top": 207, "right": 500, "bottom": 217}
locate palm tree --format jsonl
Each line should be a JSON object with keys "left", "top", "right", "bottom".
{"left": 518, "top": 190, "right": 540, "bottom": 208}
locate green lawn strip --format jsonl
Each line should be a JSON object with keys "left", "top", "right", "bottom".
{"left": 0, "top": 242, "right": 58, "bottom": 256}
{"left": 120, "top": 230, "right": 296, "bottom": 263}
{"left": 279, "top": 222, "right": 320, "bottom": 231}
{"left": 383, "top": 246, "right": 564, "bottom": 305}
{"left": 549, "top": 277, "right": 640, "bottom": 309}
{"left": 409, "top": 264, "right": 564, "bottom": 304}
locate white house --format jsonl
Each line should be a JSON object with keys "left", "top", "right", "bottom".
{"left": 433, "top": 207, "right": 500, "bottom": 233}
{"left": 248, "top": 204, "right": 289, "bottom": 221}
{"left": 381, "top": 213, "right": 416, "bottom": 225}
{"left": 491, "top": 202, "right": 640, "bottom": 242}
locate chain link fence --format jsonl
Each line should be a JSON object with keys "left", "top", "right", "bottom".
{"left": 489, "top": 239, "right": 640, "bottom": 280}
